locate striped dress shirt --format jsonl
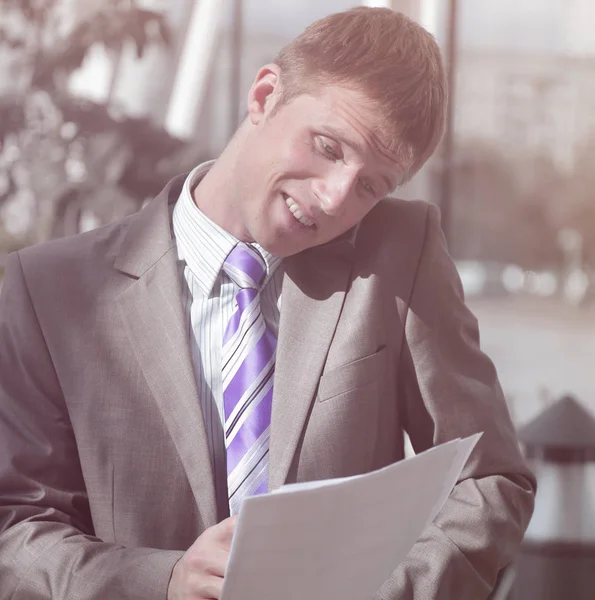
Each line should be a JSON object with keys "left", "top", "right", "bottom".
{"left": 172, "top": 162, "right": 284, "bottom": 515}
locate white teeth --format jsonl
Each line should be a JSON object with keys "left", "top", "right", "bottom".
{"left": 284, "top": 196, "right": 314, "bottom": 227}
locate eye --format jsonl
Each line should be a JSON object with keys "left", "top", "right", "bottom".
{"left": 316, "top": 136, "right": 340, "bottom": 159}
{"left": 359, "top": 179, "right": 375, "bottom": 196}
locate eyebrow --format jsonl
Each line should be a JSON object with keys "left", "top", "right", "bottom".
{"left": 320, "top": 125, "right": 397, "bottom": 194}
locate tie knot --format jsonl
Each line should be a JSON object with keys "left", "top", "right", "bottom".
{"left": 223, "top": 243, "right": 267, "bottom": 290}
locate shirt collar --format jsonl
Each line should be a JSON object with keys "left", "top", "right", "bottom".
{"left": 172, "top": 161, "right": 282, "bottom": 297}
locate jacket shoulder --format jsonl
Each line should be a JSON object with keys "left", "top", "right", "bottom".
{"left": 366, "top": 196, "right": 436, "bottom": 228}
{"left": 18, "top": 217, "right": 128, "bottom": 271}
{"left": 356, "top": 197, "right": 439, "bottom": 253}
{"left": 13, "top": 215, "right": 132, "bottom": 305}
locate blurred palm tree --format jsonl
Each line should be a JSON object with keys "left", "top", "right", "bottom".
{"left": 0, "top": 0, "right": 187, "bottom": 252}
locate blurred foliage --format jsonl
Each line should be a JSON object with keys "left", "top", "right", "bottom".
{"left": 559, "top": 138, "right": 595, "bottom": 267}
{"left": 0, "top": 0, "right": 187, "bottom": 252}
{"left": 448, "top": 139, "right": 595, "bottom": 271}
{"left": 0, "top": 0, "right": 171, "bottom": 89}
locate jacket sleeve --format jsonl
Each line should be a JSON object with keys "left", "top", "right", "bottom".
{"left": 0, "top": 252, "right": 183, "bottom": 600}
{"left": 375, "top": 204, "right": 536, "bottom": 599}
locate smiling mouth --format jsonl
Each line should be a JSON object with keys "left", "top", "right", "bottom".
{"left": 284, "top": 195, "right": 315, "bottom": 228}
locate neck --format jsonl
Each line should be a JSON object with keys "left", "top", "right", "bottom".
{"left": 192, "top": 120, "right": 251, "bottom": 240}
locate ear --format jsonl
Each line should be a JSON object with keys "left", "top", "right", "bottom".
{"left": 246, "top": 64, "right": 281, "bottom": 125}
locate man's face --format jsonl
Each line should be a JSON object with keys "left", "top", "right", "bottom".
{"left": 234, "top": 74, "right": 406, "bottom": 257}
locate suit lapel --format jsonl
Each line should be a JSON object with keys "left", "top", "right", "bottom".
{"left": 268, "top": 241, "right": 355, "bottom": 491}
{"left": 115, "top": 178, "right": 218, "bottom": 528}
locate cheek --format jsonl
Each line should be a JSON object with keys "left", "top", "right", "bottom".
{"left": 276, "top": 136, "right": 319, "bottom": 174}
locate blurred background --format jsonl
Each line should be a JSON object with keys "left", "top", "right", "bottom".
{"left": 1, "top": 0, "right": 592, "bottom": 427}
{"left": 0, "top": 0, "right": 593, "bottom": 423}
{"left": 0, "top": 1, "right": 594, "bottom": 596}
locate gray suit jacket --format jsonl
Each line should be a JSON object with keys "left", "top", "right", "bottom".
{"left": 0, "top": 174, "right": 535, "bottom": 599}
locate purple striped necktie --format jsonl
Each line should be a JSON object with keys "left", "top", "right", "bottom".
{"left": 222, "top": 243, "right": 276, "bottom": 515}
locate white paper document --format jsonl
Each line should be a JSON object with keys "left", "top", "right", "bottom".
{"left": 221, "top": 433, "right": 482, "bottom": 600}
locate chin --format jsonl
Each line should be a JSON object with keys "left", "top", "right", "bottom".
{"left": 248, "top": 227, "right": 288, "bottom": 257}
{"left": 257, "top": 237, "right": 301, "bottom": 258}
{"left": 260, "top": 242, "right": 294, "bottom": 258}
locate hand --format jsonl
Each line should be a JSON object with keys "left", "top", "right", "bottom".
{"left": 167, "top": 515, "right": 237, "bottom": 600}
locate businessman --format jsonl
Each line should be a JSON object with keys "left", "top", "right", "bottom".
{"left": 0, "top": 7, "right": 535, "bottom": 600}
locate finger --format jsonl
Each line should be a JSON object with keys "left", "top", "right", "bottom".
{"left": 212, "top": 515, "right": 237, "bottom": 546}
{"left": 186, "top": 545, "right": 228, "bottom": 577}
{"left": 188, "top": 573, "right": 224, "bottom": 599}
{"left": 205, "top": 547, "right": 230, "bottom": 578}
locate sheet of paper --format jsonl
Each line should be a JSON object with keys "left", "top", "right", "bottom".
{"left": 221, "top": 433, "right": 482, "bottom": 600}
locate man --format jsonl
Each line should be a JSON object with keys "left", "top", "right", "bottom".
{"left": 0, "top": 7, "right": 535, "bottom": 600}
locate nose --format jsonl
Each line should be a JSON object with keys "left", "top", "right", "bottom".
{"left": 312, "top": 165, "right": 358, "bottom": 216}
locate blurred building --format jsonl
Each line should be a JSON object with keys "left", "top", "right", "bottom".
{"left": 456, "top": 52, "right": 595, "bottom": 173}
{"left": 561, "top": 0, "right": 595, "bottom": 57}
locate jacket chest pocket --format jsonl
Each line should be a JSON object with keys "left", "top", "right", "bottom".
{"left": 317, "top": 346, "right": 386, "bottom": 403}
{"left": 296, "top": 347, "right": 391, "bottom": 481}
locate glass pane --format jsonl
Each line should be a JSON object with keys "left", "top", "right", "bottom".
{"left": 450, "top": 0, "right": 595, "bottom": 426}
